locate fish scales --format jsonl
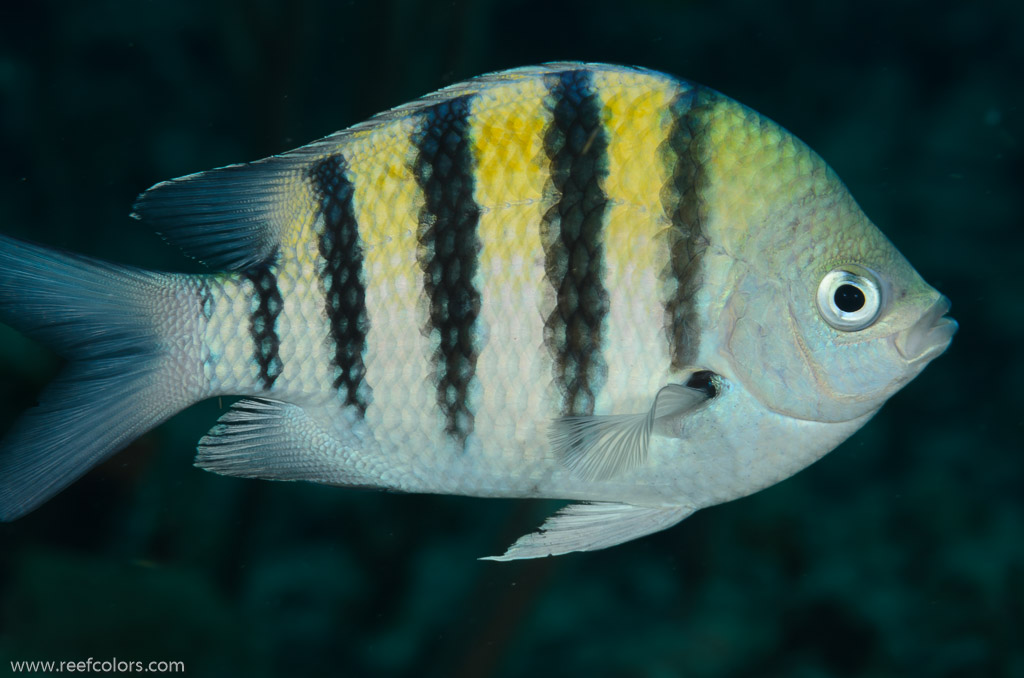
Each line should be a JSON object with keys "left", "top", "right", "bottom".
{"left": 0, "top": 63, "right": 956, "bottom": 560}
{"left": 196, "top": 65, "right": 695, "bottom": 473}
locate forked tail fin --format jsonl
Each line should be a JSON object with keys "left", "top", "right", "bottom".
{"left": 0, "top": 235, "right": 197, "bottom": 520}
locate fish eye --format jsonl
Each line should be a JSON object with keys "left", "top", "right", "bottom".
{"left": 816, "top": 268, "right": 882, "bottom": 331}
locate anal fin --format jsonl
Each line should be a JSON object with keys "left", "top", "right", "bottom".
{"left": 481, "top": 502, "right": 695, "bottom": 561}
{"left": 195, "top": 398, "right": 375, "bottom": 487}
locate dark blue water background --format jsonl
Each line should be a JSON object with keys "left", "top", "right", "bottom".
{"left": 0, "top": 1, "right": 1019, "bottom": 675}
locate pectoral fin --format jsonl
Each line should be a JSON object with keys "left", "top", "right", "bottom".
{"left": 551, "top": 374, "right": 717, "bottom": 481}
{"left": 481, "top": 502, "right": 695, "bottom": 561}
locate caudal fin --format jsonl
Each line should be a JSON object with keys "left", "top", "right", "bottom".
{"left": 0, "top": 235, "right": 195, "bottom": 520}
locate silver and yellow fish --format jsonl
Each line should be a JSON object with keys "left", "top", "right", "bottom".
{"left": 0, "top": 63, "right": 955, "bottom": 559}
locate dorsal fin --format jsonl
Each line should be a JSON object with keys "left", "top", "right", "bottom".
{"left": 130, "top": 154, "right": 309, "bottom": 270}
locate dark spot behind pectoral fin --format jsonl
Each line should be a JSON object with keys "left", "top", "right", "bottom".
{"left": 481, "top": 502, "right": 696, "bottom": 561}
{"left": 551, "top": 373, "right": 719, "bottom": 482}
{"left": 684, "top": 369, "right": 719, "bottom": 399}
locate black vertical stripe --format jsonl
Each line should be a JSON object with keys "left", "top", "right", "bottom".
{"left": 411, "top": 94, "right": 482, "bottom": 446}
{"left": 197, "top": 281, "right": 214, "bottom": 320}
{"left": 540, "top": 69, "right": 610, "bottom": 416}
{"left": 311, "top": 155, "right": 370, "bottom": 415}
{"left": 660, "top": 86, "right": 715, "bottom": 371}
{"left": 244, "top": 260, "right": 283, "bottom": 390}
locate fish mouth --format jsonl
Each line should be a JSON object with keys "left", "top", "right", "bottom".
{"left": 895, "top": 295, "right": 958, "bottom": 362}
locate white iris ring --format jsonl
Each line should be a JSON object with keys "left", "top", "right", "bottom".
{"left": 816, "top": 268, "right": 882, "bottom": 331}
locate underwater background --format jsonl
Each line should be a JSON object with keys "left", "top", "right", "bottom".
{"left": 0, "top": 0, "right": 1020, "bottom": 676}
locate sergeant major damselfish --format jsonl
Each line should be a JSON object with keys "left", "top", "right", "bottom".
{"left": 0, "top": 63, "right": 957, "bottom": 560}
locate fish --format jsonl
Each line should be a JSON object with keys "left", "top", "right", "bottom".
{"left": 0, "top": 62, "right": 956, "bottom": 560}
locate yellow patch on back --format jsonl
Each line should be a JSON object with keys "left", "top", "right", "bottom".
{"left": 700, "top": 97, "right": 832, "bottom": 257}
{"left": 702, "top": 98, "right": 781, "bottom": 251}
{"left": 594, "top": 72, "right": 680, "bottom": 213}
{"left": 470, "top": 78, "right": 551, "bottom": 207}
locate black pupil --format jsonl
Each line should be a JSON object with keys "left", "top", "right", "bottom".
{"left": 834, "top": 284, "right": 865, "bottom": 313}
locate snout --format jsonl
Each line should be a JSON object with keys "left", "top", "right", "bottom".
{"left": 895, "top": 295, "right": 957, "bottom": 362}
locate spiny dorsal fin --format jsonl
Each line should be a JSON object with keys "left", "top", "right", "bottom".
{"left": 481, "top": 502, "right": 695, "bottom": 561}
{"left": 551, "top": 379, "right": 715, "bottom": 482}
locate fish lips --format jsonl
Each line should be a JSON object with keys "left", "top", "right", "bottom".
{"left": 895, "top": 295, "right": 958, "bottom": 363}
